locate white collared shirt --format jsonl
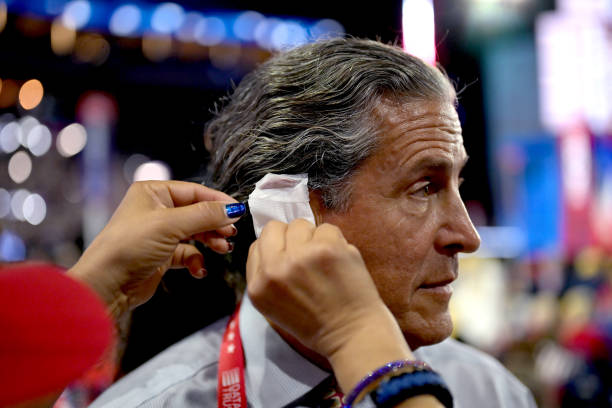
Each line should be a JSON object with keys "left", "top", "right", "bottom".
{"left": 91, "top": 297, "right": 536, "bottom": 408}
{"left": 239, "top": 295, "right": 330, "bottom": 407}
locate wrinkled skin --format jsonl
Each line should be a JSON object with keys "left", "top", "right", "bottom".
{"left": 319, "top": 99, "right": 481, "bottom": 349}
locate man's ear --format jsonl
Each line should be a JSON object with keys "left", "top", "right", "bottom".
{"left": 308, "top": 190, "right": 326, "bottom": 226}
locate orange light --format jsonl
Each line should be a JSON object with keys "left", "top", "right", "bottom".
{"left": 15, "top": 15, "right": 49, "bottom": 37}
{"left": 74, "top": 33, "right": 111, "bottom": 65}
{"left": 0, "top": 1, "right": 7, "bottom": 33}
{"left": 51, "top": 18, "right": 76, "bottom": 55}
{"left": 19, "top": 79, "right": 44, "bottom": 110}
{"left": 142, "top": 32, "right": 173, "bottom": 62}
{"left": 0, "top": 79, "right": 18, "bottom": 108}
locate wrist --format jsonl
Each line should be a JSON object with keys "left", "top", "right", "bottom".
{"left": 327, "top": 304, "right": 414, "bottom": 393}
{"left": 67, "top": 252, "right": 129, "bottom": 322}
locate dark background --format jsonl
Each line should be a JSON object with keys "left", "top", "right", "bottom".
{"left": 0, "top": 0, "right": 493, "bottom": 373}
{"left": 0, "top": 0, "right": 493, "bottom": 220}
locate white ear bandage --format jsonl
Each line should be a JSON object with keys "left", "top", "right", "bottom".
{"left": 247, "top": 173, "right": 316, "bottom": 238}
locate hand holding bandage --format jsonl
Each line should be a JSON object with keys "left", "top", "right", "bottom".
{"left": 245, "top": 174, "right": 417, "bottom": 400}
{"left": 247, "top": 219, "right": 388, "bottom": 360}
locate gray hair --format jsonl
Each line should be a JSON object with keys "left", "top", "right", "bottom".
{"left": 205, "top": 37, "right": 455, "bottom": 211}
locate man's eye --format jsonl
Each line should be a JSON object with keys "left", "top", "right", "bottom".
{"left": 412, "top": 182, "right": 433, "bottom": 197}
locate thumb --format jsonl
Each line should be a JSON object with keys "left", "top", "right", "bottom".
{"left": 161, "top": 201, "right": 246, "bottom": 238}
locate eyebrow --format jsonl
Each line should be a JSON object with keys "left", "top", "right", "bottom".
{"left": 404, "top": 154, "right": 469, "bottom": 175}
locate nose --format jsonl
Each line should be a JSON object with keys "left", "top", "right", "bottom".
{"left": 435, "top": 192, "right": 481, "bottom": 255}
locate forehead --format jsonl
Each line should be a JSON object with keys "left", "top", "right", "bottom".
{"left": 371, "top": 99, "right": 466, "bottom": 168}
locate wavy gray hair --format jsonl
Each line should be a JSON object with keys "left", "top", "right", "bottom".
{"left": 205, "top": 37, "right": 455, "bottom": 211}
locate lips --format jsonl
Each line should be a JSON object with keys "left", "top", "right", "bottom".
{"left": 417, "top": 278, "right": 455, "bottom": 299}
{"left": 419, "top": 277, "right": 455, "bottom": 289}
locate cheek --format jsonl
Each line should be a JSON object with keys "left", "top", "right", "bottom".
{"left": 330, "top": 199, "right": 433, "bottom": 287}
{"left": 398, "top": 196, "right": 429, "bottom": 217}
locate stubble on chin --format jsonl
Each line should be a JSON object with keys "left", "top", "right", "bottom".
{"left": 396, "top": 309, "right": 453, "bottom": 350}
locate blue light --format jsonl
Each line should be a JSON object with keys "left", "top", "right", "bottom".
{"left": 151, "top": 2, "right": 184, "bottom": 34}
{"left": 61, "top": 0, "right": 91, "bottom": 29}
{"left": 6, "top": 0, "right": 340, "bottom": 49}
{"left": 271, "top": 21, "right": 308, "bottom": 50}
{"left": 44, "top": 0, "right": 67, "bottom": 15}
{"left": 309, "top": 18, "right": 344, "bottom": 41}
{"left": 176, "top": 11, "right": 204, "bottom": 42}
{"left": 195, "top": 16, "right": 226, "bottom": 46}
{"left": 254, "top": 17, "right": 281, "bottom": 50}
{"left": 233, "top": 10, "right": 264, "bottom": 42}
{"left": 0, "top": 230, "right": 26, "bottom": 262}
{"left": 109, "top": 4, "right": 141, "bottom": 37}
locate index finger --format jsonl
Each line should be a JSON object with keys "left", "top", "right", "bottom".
{"left": 144, "top": 180, "right": 237, "bottom": 208}
{"left": 167, "top": 181, "right": 237, "bottom": 206}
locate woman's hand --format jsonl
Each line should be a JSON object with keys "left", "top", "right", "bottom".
{"left": 246, "top": 218, "right": 415, "bottom": 393}
{"left": 68, "top": 180, "right": 245, "bottom": 320}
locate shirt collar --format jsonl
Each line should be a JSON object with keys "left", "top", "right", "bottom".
{"left": 239, "top": 295, "right": 329, "bottom": 408}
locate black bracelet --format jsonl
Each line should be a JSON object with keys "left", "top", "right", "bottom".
{"left": 342, "top": 360, "right": 432, "bottom": 407}
{"left": 370, "top": 370, "right": 453, "bottom": 408}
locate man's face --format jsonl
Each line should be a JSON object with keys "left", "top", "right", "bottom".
{"left": 320, "top": 99, "right": 480, "bottom": 349}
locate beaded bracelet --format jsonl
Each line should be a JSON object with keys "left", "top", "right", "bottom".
{"left": 342, "top": 360, "right": 431, "bottom": 407}
{"left": 371, "top": 369, "right": 453, "bottom": 408}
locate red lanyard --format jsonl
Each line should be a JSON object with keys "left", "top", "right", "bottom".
{"left": 218, "top": 306, "right": 248, "bottom": 408}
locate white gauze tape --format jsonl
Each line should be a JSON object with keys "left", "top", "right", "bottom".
{"left": 247, "top": 173, "right": 316, "bottom": 238}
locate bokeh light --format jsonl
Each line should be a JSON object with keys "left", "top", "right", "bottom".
{"left": 233, "top": 11, "right": 265, "bottom": 42}
{"left": 254, "top": 18, "right": 282, "bottom": 50}
{"left": 194, "top": 17, "right": 226, "bottom": 46}
{"left": 0, "top": 231, "right": 26, "bottom": 261}
{"left": 56, "top": 123, "right": 87, "bottom": 157}
{"left": 26, "top": 124, "right": 52, "bottom": 156}
{"left": 142, "top": 32, "right": 173, "bottom": 61}
{"left": 51, "top": 17, "right": 77, "bottom": 55}
{"left": 270, "top": 21, "right": 308, "bottom": 50}
{"left": 77, "top": 91, "right": 118, "bottom": 125}
{"left": 402, "top": 0, "right": 436, "bottom": 64}
{"left": 19, "top": 116, "right": 39, "bottom": 145}
{"left": 23, "top": 193, "right": 47, "bottom": 225}
{"left": 0, "top": 121, "right": 22, "bottom": 153}
{"left": 16, "top": 15, "right": 48, "bottom": 37}
{"left": 18, "top": 79, "right": 44, "bottom": 110}
{"left": 10, "top": 189, "right": 29, "bottom": 220}
{"left": 8, "top": 151, "right": 33, "bottom": 184}
{"left": 61, "top": 0, "right": 91, "bottom": 30}
{"left": 309, "top": 19, "right": 345, "bottom": 40}
{"left": 74, "top": 33, "right": 111, "bottom": 65}
{"left": 133, "top": 161, "right": 171, "bottom": 181}
{"left": 0, "top": 79, "right": 19, "bottom": 108}
{"left": 151, "top": 2, "right": 185, "bottom": 34}
{"left": 109, "top": 4, "right": 141, "bottom": 37}
{"left": 0, "top": 1, "right": 7, "bottom": 34}
{"left": 176, "top": 11, "right": 204, "bottom": 42}
{"left": 0, "top": 188, "right": 10, "bottom": 218}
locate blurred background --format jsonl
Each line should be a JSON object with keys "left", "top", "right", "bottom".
{"left": 1, "top": 0, "right": 611, "bottom": 407}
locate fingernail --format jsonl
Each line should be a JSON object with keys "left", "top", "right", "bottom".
{"left": 195, "top": 268, "right": 207, "bottom": 279}
{"left": 230, "top": 225, "right": 238, "bottom": 236}
{"left": 225, "top": 203, "right": 246, "bottom": 218}
{"left": 227, "top": 240, "right": 234, "bottom": 253}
